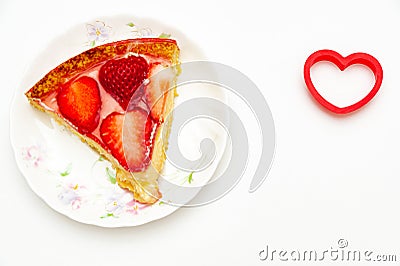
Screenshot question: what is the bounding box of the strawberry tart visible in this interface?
[25,38,180,204]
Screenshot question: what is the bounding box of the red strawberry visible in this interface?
[99,55,149,110]
[145,65,174,122]
[100,109,155,171]
[57,76,101,133]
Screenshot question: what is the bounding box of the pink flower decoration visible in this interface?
[22,144,46,167]
[125,199,149,215]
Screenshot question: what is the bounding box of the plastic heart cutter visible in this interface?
[304,49,383,114]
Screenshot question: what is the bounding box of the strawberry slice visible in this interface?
[100,109,155,172]
[99,55,149,110]
[145,64,174,122]
[57,76,101,133]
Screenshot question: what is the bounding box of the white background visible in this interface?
[1,0,400,265]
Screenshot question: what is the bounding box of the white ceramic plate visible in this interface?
[10,15,228,227]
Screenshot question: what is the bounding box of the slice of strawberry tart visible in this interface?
[25,38,180,204]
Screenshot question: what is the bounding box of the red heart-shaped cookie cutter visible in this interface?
[304,49,383,114]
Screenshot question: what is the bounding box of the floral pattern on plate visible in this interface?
[20,143,158,218]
